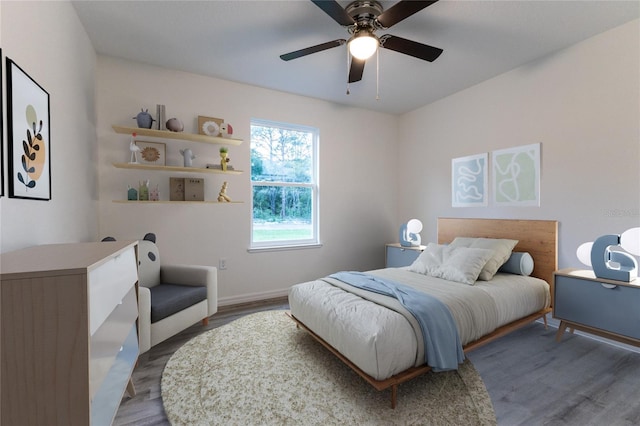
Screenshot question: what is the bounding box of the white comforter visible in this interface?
[288,268,550,380]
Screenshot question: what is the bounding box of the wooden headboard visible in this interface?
[437,217,558,304]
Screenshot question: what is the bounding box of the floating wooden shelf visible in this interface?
[112,200,243,204]
[112,162,243,175]
[112,125,243,146]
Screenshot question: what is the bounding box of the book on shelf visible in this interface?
[206,164,235,170]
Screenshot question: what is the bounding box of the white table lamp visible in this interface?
[399,219,423,247]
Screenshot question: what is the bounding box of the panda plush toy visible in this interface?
[102,233,161,287]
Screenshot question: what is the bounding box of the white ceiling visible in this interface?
[72,1,639,115]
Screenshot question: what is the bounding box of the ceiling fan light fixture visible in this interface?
[348,31,379,60]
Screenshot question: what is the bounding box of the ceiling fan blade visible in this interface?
[380,35,443,62]
[376,0,439,28]
[348,58,365,83]
[280,39,346,61]
[311,0,355,26]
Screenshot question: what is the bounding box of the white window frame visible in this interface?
[249,118,320,251]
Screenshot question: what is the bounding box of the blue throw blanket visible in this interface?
[329,271,464,372]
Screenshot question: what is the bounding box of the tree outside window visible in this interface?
[250,119,319,248]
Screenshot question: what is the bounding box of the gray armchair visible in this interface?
[105,233,217,354]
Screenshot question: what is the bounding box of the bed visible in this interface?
[287,217,558,408]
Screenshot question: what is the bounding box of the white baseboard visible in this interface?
[218,288,289,307]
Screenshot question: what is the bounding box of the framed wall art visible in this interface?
[135,140,166,166]
[6,58,51,200]
[198,115,223,137]
[492,143,540,206]
[451,152,488,207]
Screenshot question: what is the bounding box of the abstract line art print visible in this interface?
[6,57,51,200]
[451,153,488,207]
[492,143,540,206]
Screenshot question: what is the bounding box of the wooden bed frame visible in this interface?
[288,217,558,409]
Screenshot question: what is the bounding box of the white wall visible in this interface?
[3,3,637,305]
[0,1,98,253]
[96,57,399,304]
[398,20,640,269]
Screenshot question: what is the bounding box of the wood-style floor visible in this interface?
[114,299,640,426]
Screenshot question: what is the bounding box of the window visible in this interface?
[250,119,319,249]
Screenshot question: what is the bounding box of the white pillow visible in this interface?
[408,242,447,275]
[409,244,496,285]
[448,237,518,281]
[432,247,495,285]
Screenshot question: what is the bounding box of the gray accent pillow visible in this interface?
[498,252,534,276]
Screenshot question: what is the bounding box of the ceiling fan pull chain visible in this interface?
[376,48,380,100]
[346,48,351,95]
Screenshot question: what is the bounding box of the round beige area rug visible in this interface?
[161,310,496,425]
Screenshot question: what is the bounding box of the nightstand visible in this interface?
[553,268,640,347]
[385,243,425,268]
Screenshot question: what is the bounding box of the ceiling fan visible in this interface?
[280,0,443,84]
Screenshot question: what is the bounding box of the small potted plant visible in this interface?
[219,146,230,171]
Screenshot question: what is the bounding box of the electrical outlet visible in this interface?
[219,257,228,270]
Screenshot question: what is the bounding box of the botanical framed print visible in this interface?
[135,140,166,166]
[492,143,540,206]
[6,58,51,200]
[451,153,488,207]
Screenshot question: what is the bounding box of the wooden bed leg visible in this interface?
[202,317,209,326]
[390,385,398,409]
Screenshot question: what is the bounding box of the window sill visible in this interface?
[247,243,323,253]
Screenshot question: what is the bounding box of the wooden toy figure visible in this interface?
[217,181,231,202]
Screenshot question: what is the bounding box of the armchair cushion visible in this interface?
[150,283,207,323]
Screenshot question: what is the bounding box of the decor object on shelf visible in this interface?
[166,118,184,132]
[576,227,640,282]
[206,163,235,171]
[135,140,166,166]
[6,57,51,200]
[219,146,229,171]
[399,219,423,247]
[170,177,185,201]
[217,181,231,202]
[104,233,217,354]
[179,148,195,167]
[139,180,150,201]
[185,178,204,201]
[134,108,155,129]
[127,185,138,201]
[149,184,160,201]
[220,122,233,138]
[198,115,223,137]
[156,104,166,130]
[129,132,141,164]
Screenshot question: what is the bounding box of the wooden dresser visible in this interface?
[1,241,139,425]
